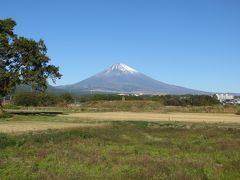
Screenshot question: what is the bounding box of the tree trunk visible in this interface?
[0,98,4,114]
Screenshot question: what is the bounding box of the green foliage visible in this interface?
[3,103,20,110]
[12,92,75,106]
[0,112,13,119]
[13,92,58,106]
[80,94,120,102]
[59,93,74,104]
[161,95,220,106]
[0,134,17,148]
[79,94,141,102]
[0,18,61,102]
[79,94,220,106]
[0,19,17,97]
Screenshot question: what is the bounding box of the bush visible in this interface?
[0,134,16,148]
[78,94,220,107]
[0,112,13,119]
[79,94,144,102]
[3,103,20,110]
[12,92,75,107]
[162,95,220,106]
[236,110,240,115]
[13,92,39,106]
[59,93,74,104]
[13,92,59,107]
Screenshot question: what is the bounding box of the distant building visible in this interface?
[233,98,240,105]
[117,93,143,97]
[216,94,240,104]
[118,93,129,96]
[133,93,143,97]
[216,94,234,103]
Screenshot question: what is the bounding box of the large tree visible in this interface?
[0,18,62,112]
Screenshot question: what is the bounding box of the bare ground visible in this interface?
[0,121,108,133]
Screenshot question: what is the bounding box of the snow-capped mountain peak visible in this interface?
[58,63,207,95]
[104,63,138,74]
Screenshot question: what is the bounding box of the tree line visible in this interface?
[10,93,220,107]
[12,92,74,107]
[79,94,220,106]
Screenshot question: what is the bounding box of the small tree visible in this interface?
[0,18,62,112]
[59,93,74,104]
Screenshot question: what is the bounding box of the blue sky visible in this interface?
[1,0,240,92]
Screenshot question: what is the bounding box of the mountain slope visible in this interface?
[16,84,66,95]
[58,63,207,95]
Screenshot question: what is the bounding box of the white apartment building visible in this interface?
[216,94,234,103]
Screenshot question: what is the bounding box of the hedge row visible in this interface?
[79,94,220,106]
[12,93,220,107]
[13,92,74,106]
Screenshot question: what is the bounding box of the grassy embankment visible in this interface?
[4,100,240,114]
[0,113,240,179]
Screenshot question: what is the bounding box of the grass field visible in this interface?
[0,111,240,179]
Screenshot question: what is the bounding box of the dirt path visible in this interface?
[0,121,107,133]
[64,112,240,123]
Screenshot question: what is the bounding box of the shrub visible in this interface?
[12,92,75,107]
[3,103,20,110]
[59,93,74,104]
[78,94,144,102]
[0,134,16,148]
[13,92,59,107]
[78,94,220,107]
[162,95,220,106]
[13,92,39,106]
[0,112,13,119]
[236,110,240,115]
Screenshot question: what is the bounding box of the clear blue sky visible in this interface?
[1,0,240,93]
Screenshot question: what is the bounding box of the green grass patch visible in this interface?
[0,133,17,148]
[0,120,240,179]
[3,103,21,110]
[0,112,13,119]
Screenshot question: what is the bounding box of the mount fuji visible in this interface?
[57,63,207,95]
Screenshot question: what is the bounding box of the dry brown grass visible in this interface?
[0,121,108,133]
[81,100,239,113]
[64,112,240,123]
[1,111,239,134]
